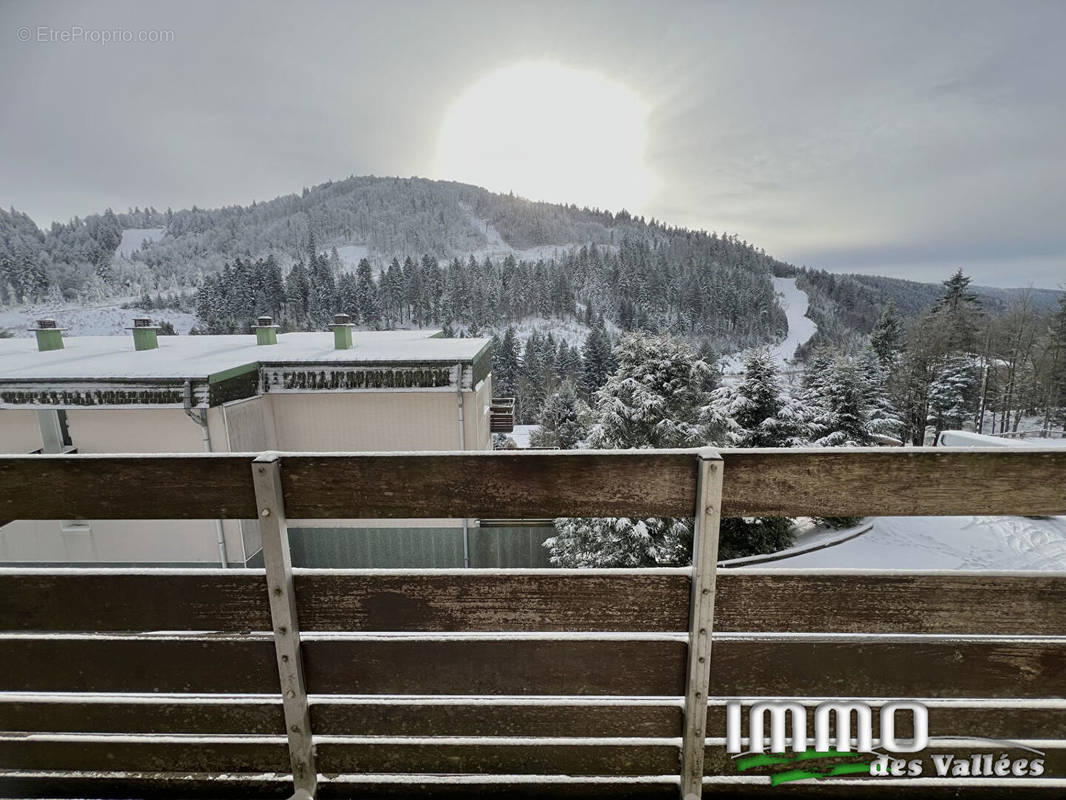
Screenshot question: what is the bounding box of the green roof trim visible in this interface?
[470,340,493,388]
[207,361,261,384]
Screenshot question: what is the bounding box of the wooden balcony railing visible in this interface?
[0,447,1064,800]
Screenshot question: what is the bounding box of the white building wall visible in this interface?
[0,519,227,565]
[0,407,241,566]
[0,382,495,565]
[66,408,205,453]
[269,390,486,452]
[0,411,44,453]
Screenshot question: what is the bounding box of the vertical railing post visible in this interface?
[680,448,725,799]
[252,454,317,797]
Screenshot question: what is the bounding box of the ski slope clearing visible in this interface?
[768,276,817,366]
[335,244,371,270]
[117,228,165,258]
[721,276,817,374]
[762,514,1066,571]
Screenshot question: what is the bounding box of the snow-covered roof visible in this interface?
[0,331,490,381]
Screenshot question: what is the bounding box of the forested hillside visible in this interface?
[791,267,1062,358]
[2,175,1058,362]
[2,175,788,316]
[195,234,787,350]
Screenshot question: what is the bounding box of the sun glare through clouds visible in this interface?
[436,62,653,215]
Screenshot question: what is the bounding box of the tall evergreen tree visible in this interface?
[546,333,725,568]
[285,261,312,327]
[709,347,800,558]
[579,324,612,398]
[808,356,876,446]
[308,251,336,327]
[712,348,804,447]
[336,272,358,317]
[382,258,405,325]
[933,269,982,353]
[927,355,978,440]
[870,300,905,366]
[492,326,520,397]
[529,380,587,449]
[355,258,381,328]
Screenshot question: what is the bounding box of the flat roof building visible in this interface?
[0,318,513,567]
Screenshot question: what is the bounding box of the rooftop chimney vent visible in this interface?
[127,317,160,351]
[252,315,279,346]
[332,313,354,350]
[31,319,65,352]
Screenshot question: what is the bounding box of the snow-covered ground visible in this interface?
[117,228,165,258]
[335,243,371,270]
[767,276,817,366]
[456,206,584,264]
[721,276,817,375]
[509,424,535,449]
[763,514,1066,571]
[0,298,197,337]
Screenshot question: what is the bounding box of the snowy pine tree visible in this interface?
[547,516,692,568]
[492,326,520,397]
[529,380,588,449]
[857,347,902,441]
[927,355,978,439]
[355,258,382,328]
[283,261,311,327]
[585,333,722,449]
[808,356,876,447]
[870,300,905,367]
[579,323,613,399]
[709,347,800,558]
[712,347,805,447]
[546,333,728,568]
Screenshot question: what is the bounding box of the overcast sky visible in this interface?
[1,0,1063,288]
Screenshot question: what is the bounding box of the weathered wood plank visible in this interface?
[0,571,271,632]
[280,451,698,518]
[0,636,683,696]
[12,635,1054,698]
[0,737,290,772]
[715,572,1066,635]
[303,638,688,695]
[3,774,1061,800]
[295,572,690,632]
[0,637,278,693]
[2,447,1064,521]
[719,448,1066,517]
[0,774,292,799]
[7,570,1063,636]
[316,785,678,800]
[5,697,1057,743]
[315,740,681,775]
[0,455,257,520]
[311,701,682,737]
[0,698,285,734]
[707,637,1066,698]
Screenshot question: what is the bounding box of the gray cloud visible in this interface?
[1,0,1063,288]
